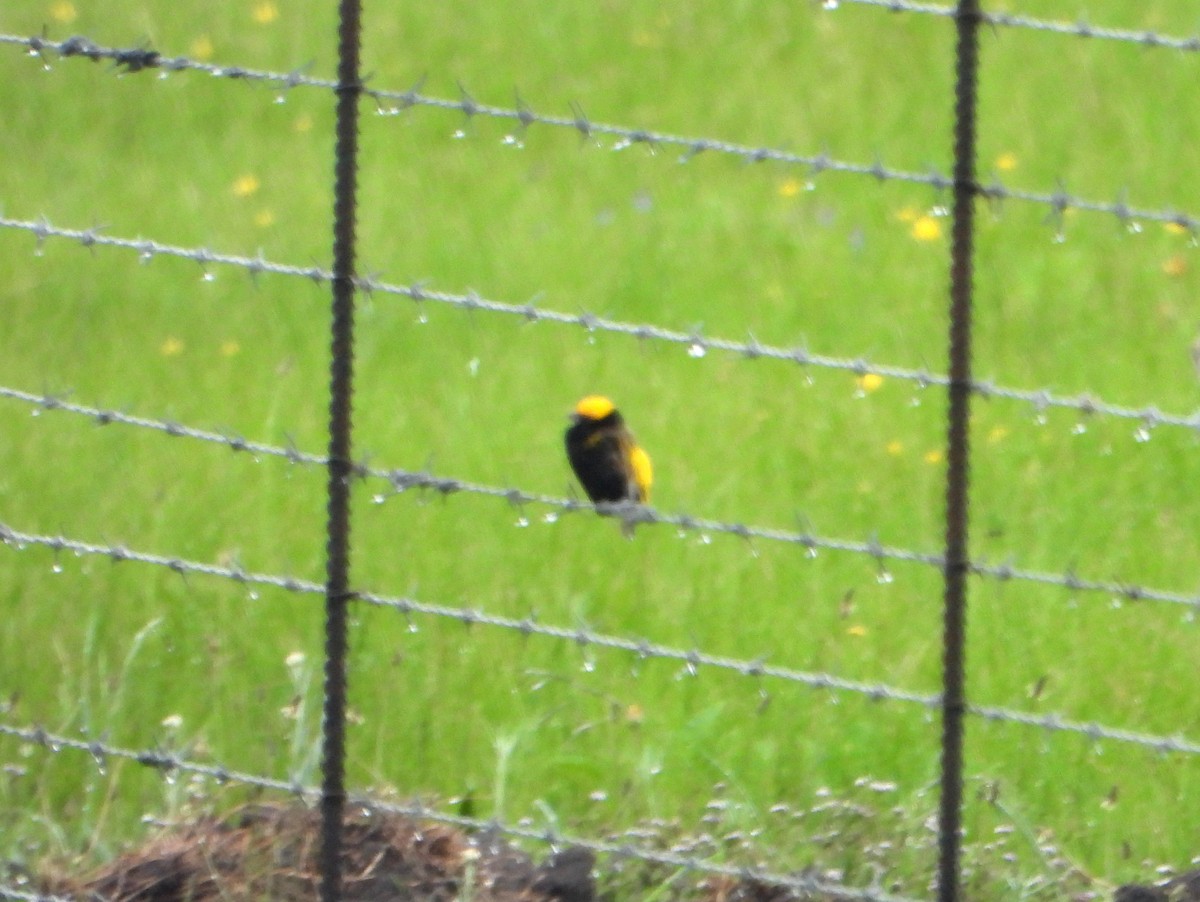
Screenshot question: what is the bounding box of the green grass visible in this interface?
[2,0,1200,895]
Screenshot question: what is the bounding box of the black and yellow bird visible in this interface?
[564,396,653,510]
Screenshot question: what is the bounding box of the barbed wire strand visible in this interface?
[2,522,1198,756]
[3,213,1199,443]
[825,0,1200,52]
[1,22,1194,898]
[2,33,1198,232]
[4,382,1200,612]
[0,722,919,902]
[0,384,327,466]
[3,0,1198,65]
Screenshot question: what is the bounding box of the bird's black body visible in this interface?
[565,409,642,503]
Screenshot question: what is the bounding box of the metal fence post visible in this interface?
[937,1,983,900]
[319,0,365,900]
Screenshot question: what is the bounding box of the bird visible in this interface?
[564,395,652,528]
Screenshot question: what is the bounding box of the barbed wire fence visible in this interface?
[3,520,1197,756]
[1,2,1198,900]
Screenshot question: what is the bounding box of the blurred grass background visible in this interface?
[1,0,1199,894]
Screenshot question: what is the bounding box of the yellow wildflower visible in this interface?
[779,178,803,199]
[160,337,185,357]
[190,35,214,60]
[252,1,279,24]
[232,174,260,197]
[856,372,884,393]
[911,215,942,242]
[1162,255,1187,277]
[50,1,76,24]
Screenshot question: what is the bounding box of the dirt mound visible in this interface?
[1114,871,1200,902]
[43,804,596,902]
[38,801,1187,901]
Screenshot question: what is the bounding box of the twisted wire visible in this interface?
[2,522,1198,756]
[2,33,1197,231]
[4,19,1197,897]
[5,382,1200,611]
[0,722,918,902]
[826,0,1200,52]
[0,385,325,465]
[3,213,1199,441]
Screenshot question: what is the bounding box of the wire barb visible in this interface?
[1,32,1197,231]
[5,381,1200,612]
[2,521,1199,757]
[4,213,1200,439]
[822,0,1200,51]
[0,720,921,902]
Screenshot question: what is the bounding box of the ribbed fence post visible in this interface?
[937,1,983,900]
[318,0,364,899]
